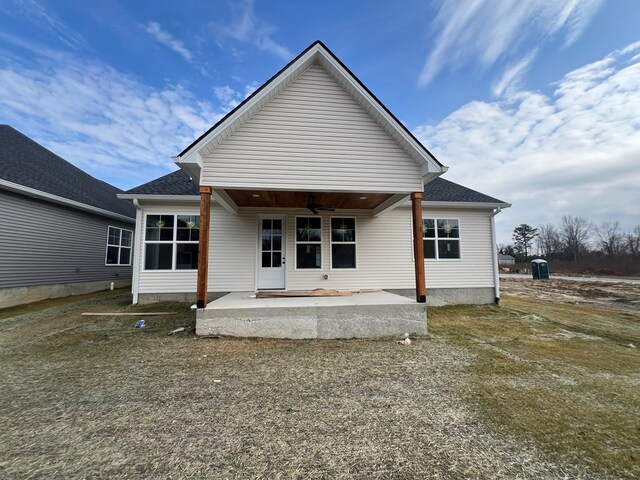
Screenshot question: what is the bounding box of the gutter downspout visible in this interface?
[131,199,142,304]
[490,207,502,305]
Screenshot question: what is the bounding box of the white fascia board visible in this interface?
[212,188,239,215]
[422,165,448,179]
[423,201,512,209]
[1,179,135,223]
[172,155,201,182]
[373,193,409,217]
[117,194,200,202]
[397,200,512,210]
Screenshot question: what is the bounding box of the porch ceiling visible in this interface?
[224,189,394,209]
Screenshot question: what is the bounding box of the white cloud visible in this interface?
[419,0,604,88]
[0,53,228,188]
[1,0,85,49]
[145,21,193,62]
[415,42,640,243]
[211,0,291,60]
[491,50,537,98]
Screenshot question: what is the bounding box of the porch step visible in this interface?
[196,292,426,339]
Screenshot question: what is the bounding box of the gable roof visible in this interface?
[123,169,508,207]
[423,178,508,205]
[175,41,445,180]
[0,125,135,219]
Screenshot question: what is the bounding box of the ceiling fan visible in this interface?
[306,196,335,215]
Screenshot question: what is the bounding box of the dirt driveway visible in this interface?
[501,276,640,313]
[0,292,594,479]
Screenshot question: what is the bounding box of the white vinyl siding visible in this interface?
[200,64,422,193]
[134,202,496,294]
[422,208,495,288]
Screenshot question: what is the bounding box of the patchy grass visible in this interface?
[0,293,591,479]
[429,296,640,479]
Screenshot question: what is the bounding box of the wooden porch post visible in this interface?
[411,192,426,303]
[197,186,212,308]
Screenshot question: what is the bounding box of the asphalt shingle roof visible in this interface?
[423,177,507,204]
[0,125,135,218]
[125,170,507,205]
[124,169,199,196]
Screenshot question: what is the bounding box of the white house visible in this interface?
[119,41,510,338]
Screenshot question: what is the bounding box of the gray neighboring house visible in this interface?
[498,253,516,267]
[0,125,136,308]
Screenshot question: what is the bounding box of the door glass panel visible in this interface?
[272,219,282,234]
[272,252,282,267]
[262,235,271,251]
[272,235,281,251]
[262,251,271,267]
[262,219,271,232]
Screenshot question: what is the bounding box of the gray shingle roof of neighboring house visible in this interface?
[124,170,507,205]
[423,177,507,204]
[0,125,135,218]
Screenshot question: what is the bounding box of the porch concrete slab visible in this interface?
[196,291,426,339]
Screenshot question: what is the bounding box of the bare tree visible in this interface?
[594,221,622,258]
[560,215,591,262]
[626,225,640,257]
[498,244,516,256]
[537,223,561,260]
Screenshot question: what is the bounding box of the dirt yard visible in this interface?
[0,287,638,479]
[501,276,640,313]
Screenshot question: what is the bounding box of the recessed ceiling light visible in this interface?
[252,194,260,198]
[359,196,367,200]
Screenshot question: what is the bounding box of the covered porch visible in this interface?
[195,187,427,306]
[196,290,426,339]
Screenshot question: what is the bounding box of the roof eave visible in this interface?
[1,179,135,223]
[117,194,200,202]
[422,201,512,209]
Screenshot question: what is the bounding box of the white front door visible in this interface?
[257,217,286,289]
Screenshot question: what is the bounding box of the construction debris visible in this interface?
[82,312,175,316]
[168,327,186,335]
[256,288,352,298]
[134,320,145,329]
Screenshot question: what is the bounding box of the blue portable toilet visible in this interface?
[531,259,549,279]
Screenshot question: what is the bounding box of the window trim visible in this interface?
[422,217,462,261]
[330,216,357,270]
[142,214,200,271]
[294,216,322,270]
[105,226,133,266]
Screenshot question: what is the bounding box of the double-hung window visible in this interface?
[144,214,200,270]
[296,217,321,269]
[423,218,460,259]
[106,226,133,265]
[331,217,356,269]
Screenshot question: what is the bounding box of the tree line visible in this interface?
[500,216,640,273]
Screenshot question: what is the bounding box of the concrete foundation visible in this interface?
[387,287,496,306]
[197,291,427,339]
[0,279,132,310]
[137,292,228,305]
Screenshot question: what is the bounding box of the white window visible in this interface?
[295,217,322,269]
[331,217,356,269]
[144,214,200,270]
[106,226,133,265]
[423,218,460,259]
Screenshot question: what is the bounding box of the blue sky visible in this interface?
[0,0,639,244]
